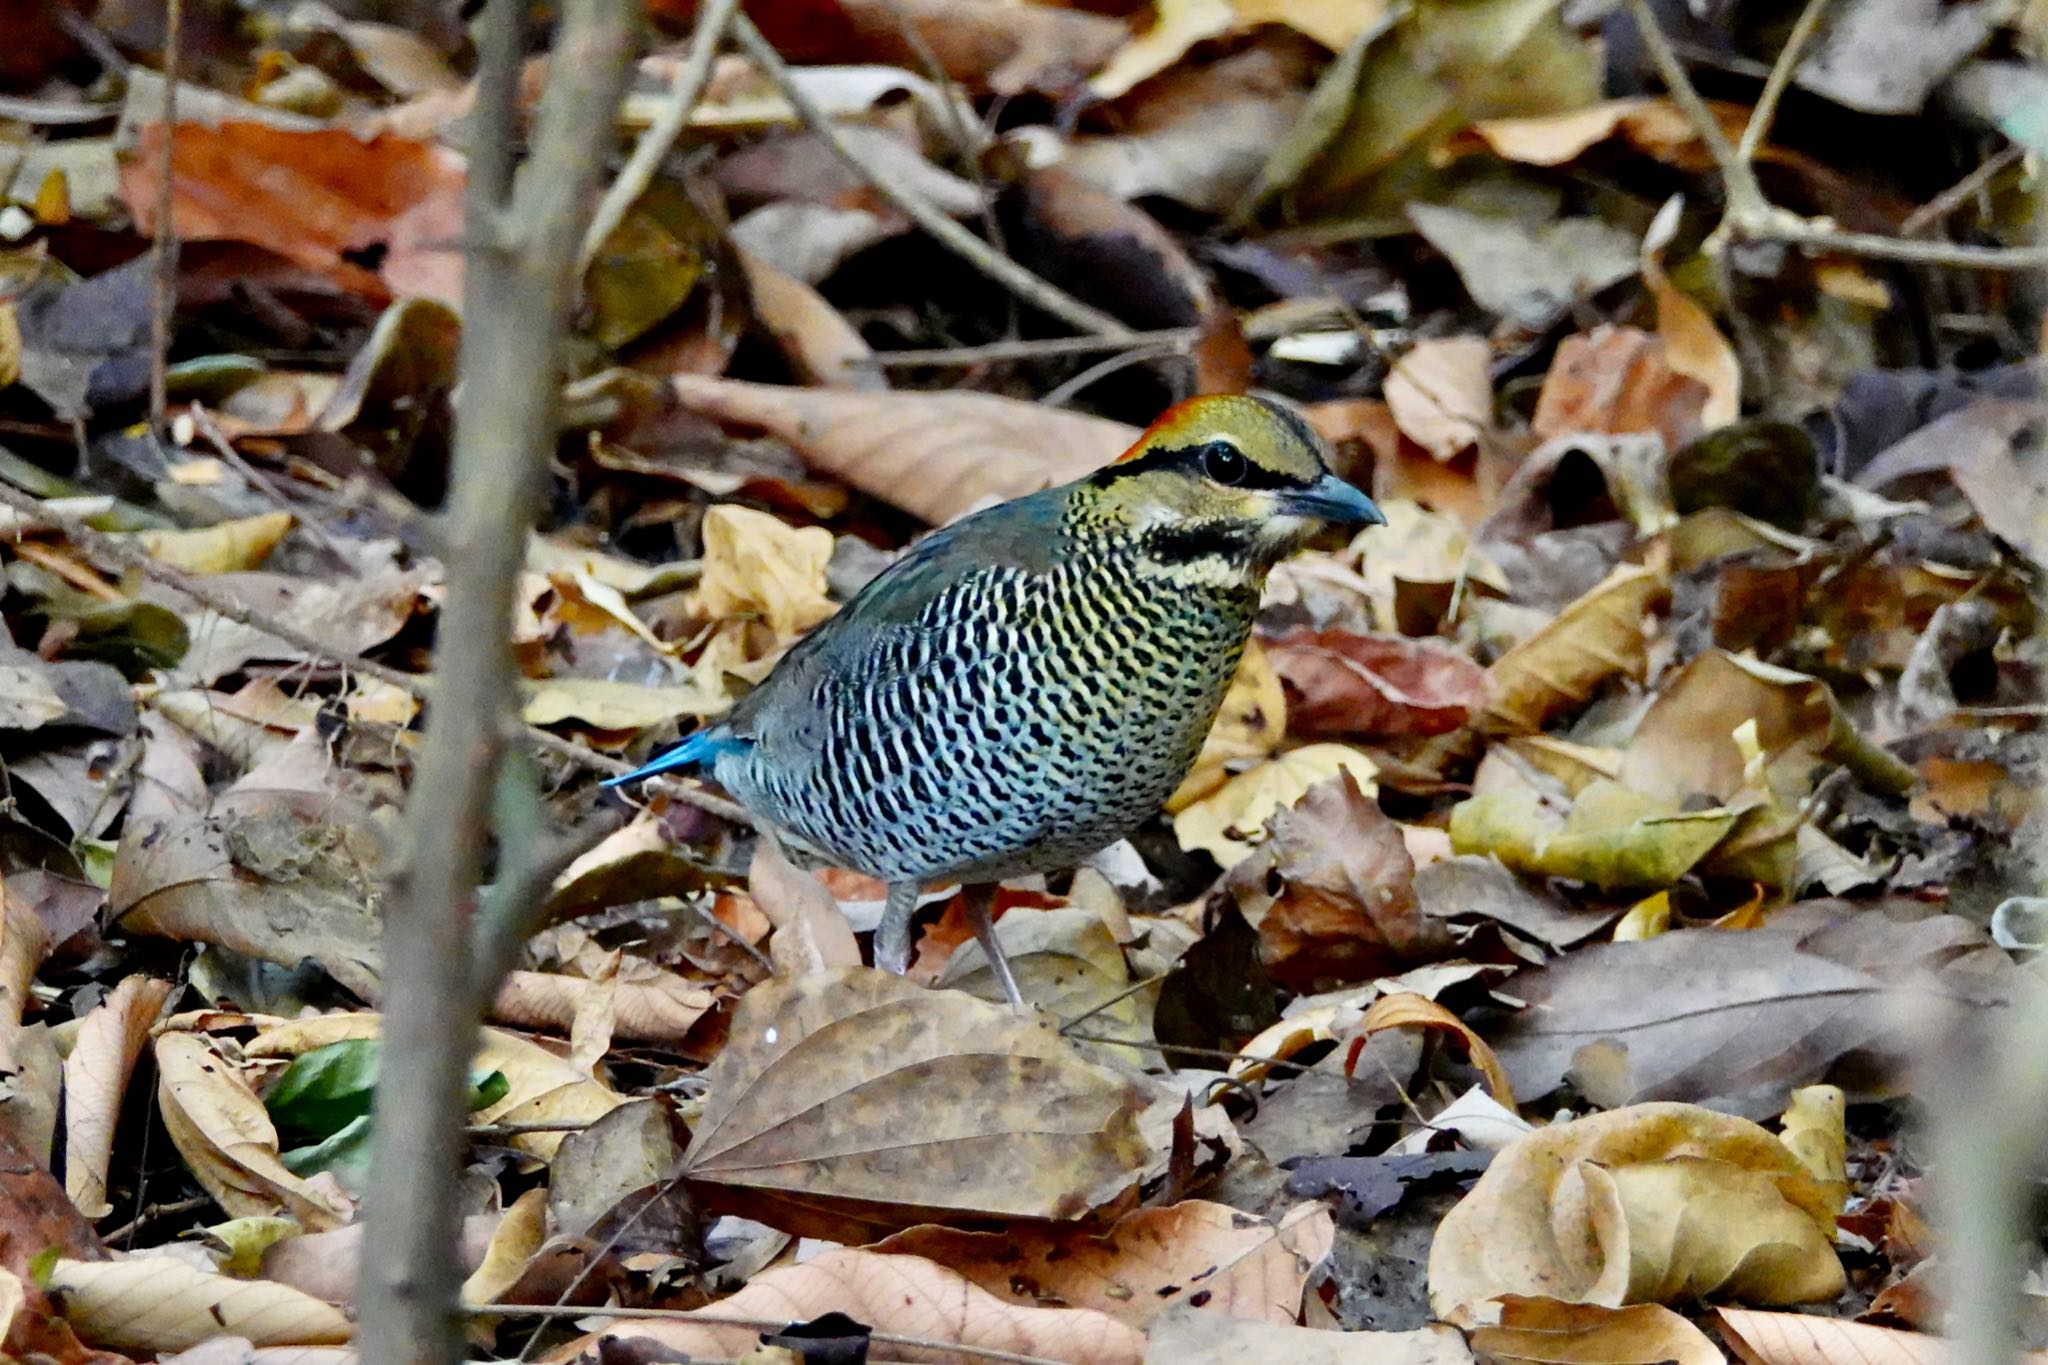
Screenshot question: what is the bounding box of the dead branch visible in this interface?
[354,4,640,1364]
[1627,0,2048,271]
[726,13,1136,339]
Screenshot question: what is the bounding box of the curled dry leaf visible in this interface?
[154,1034,351,1229]
[875,1198,1335,1330]
[589,1247,1144,1365]
[1642,206,1738,429]
[1453,97,1744,170]
[490,969,715,1045]
[1143,1306,1474,1365]
[1478,563,1665,735]
[1428,1102,1846,1322]
[0,884,53,1081]
[1777,1086,1849,1220]
[688,503,838,640]
[736,247,882,392]
[1224,772,1450,988]
[1173,743,1379,868]
[680,968,1147,1236]
[63,975,173,1217]
[460,1187,548,1307]
[1343,992,1516,1109]
[747,838,861,976]
[47,1256,353,1352]
[1264,627,1490,741]
[1469,1296,1723,1365]
[1384,336,1493,459]
[671,374,1135,524]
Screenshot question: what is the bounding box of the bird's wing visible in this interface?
[724,489,1069,739]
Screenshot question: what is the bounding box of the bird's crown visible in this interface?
[1075,393,1383,570]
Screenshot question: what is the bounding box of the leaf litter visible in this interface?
[0,1,2043,1362]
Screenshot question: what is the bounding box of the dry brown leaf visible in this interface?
[62,975,173,1217]
[1264,627,1490,741]
[748,839,861,976]
[1714,1309,1999,1365]
[47,1256,353,1352]
[1642,211,1738,429]
[877,1198,1333,1329]
[1454,97,1747,170]
[121,121,464,304]
[154,1034,350,1229]
[0,883,52,1084]
[1089,0,1387,99]
[1478,564,1665,735]
[588,1247,1144,1364]
[681,968,1147,1236]
[1470,1296,1723,1365]
[1429,1102,1845,1321]
[460,1187,548,1307]
[518,677,729,730]
[1385,337,1493,459]
[1532,326,1707,455]
[129,512,295,575]
[1225,772,1450,989]
[1173,743,1379,868]
[671,374,1135,524]
[490,969,715,1044]
[736,247,882,392]
[1344,992,1515,1109]
[1143,1307,1474,1364]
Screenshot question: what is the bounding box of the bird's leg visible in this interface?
[874,880,921,975]
[965,883,1027,1012]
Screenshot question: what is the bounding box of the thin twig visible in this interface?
[1039,338,1186,408]
[861,328,1200,367]
[1057,972,1166,1033]
[577,0,743,274]
[482,1303,1079,1365]
[187,404,355,569]
[1899,144,2024,237]
[1735,0,1830,164]
[726,13,1134,340]
[1630,0,2048,272]
[146,0,185,439]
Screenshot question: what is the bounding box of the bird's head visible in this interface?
[1081,394,1386,573]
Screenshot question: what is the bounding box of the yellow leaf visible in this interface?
[47,1255,352,1352]
[520,677,728,730]
[461,1187,549,1306]
[1479,564,1664,735]
[1172,743,1378,867]
[1613,891,1671,941]
[687,503,836,640]
[131,511,295,574]
[1449,780,1739,894]
[1778,1085,1848,1220]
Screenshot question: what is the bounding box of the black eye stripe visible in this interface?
[1088,440,1309,489]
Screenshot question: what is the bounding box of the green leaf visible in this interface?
[470,1068,509,1111]
[281,1113,373,1192]
[266,1039,380,1142]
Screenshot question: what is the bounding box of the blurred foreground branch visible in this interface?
[356,3,639,1364]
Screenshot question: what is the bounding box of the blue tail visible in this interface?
[603,726,747,788]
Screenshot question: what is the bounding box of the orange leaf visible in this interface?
[1344,992,1516,1109]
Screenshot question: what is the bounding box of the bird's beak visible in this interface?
[1283,474,1386,527]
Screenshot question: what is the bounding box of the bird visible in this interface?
[607,393,1386,1008]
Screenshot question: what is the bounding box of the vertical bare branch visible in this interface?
[355,3,640,1364]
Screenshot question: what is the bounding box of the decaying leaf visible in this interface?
[1428,1102,1845,1322]
[1144,1307,1474,1365]
[591,1247,1145,1363]
[877,1198,1333,1329]
[688,502,838,639]
[1264,627,1490,741]
[680,968,1147,1235]
[1449,780,1741,894]
[1384,337,1493,459]
[129,512,295,575]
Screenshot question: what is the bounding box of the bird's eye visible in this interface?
[1201,441,1248,485]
